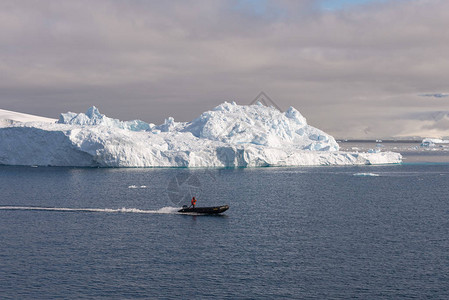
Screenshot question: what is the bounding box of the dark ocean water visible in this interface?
[1,162,449,299]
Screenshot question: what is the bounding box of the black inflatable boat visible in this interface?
[178,205,229,214]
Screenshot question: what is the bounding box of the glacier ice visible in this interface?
[421,138,449,147]
[0,102,402,167]
[0,108,57,125]
[182,102,337,151]
[59,106,154,131]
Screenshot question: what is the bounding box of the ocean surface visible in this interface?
[1,146,449,299]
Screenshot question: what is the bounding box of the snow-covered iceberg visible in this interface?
[421,138,449,147]
[0,102,402,167]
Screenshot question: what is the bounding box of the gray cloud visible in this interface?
[1,0,449,138]
[397,111,449,137]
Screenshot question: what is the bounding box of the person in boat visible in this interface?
[191,197,197,208]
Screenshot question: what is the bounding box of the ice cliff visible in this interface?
[0,102,402,167]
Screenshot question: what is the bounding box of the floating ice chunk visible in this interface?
[421,138,449,147]
[128,185,148,189]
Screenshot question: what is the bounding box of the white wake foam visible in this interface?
[0,206,180,214]
[353,173,380,177]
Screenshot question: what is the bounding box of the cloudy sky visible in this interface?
[1,0,448,138]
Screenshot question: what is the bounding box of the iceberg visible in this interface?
[421,138,449,147]
[0,102,402,167]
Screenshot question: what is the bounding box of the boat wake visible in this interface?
[353,172,380,177]
[0,206,180,214]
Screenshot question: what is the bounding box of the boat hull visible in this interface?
[178,205,229,214]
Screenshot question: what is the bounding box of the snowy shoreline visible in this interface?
[0,102,402,167]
